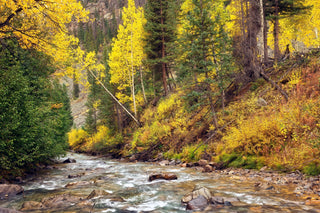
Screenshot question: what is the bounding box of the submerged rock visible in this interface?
[68,172,85,179]
[63,158,76,163]
[21,194,83,211]
[0,184,24,199]
[0,207,22,213]
[65,181,92,188]
[148,173,177,182]
[87,189,110,199]
[20,201,43,211]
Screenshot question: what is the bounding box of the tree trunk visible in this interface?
[263,13,268,63]
[161,3,168,96]
[139,66,147,103]
[88,69,141,127]
[274,0,281,62]
[258,0,265,62]
[130,24,137,118]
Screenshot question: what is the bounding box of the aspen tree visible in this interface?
[109,0,146,118]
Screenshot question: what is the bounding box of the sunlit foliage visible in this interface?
[109,0,146,116]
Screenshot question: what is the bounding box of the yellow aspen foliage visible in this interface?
[268,0,320,52]
[0,0,88,56]
[108,0,146,116]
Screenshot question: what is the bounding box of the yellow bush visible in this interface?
[157,93,181,119]
[85,125,109,151]
[68,128,88,151]
[217,94,320,171]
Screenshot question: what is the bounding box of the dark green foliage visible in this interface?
[303,163,320,176]
[0,39,72,177]
[86,46,118,134]
[178,0,234,114]
[264,0,311,20]
[144,0,180,96]
[220,153,264,169]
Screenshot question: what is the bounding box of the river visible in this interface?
[0,152,319,212]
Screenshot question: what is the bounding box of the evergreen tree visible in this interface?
[263,0,310,60]
[0,39,73,177]
[178,0,234,128]
[144,0,180,96]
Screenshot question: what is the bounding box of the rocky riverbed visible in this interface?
[1,153,320,212]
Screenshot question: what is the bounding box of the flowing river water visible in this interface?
[1,152,319,212]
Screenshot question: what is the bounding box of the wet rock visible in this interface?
[65,181,92,188]
[20,201,43,211]
[181,163,187,167]
[0,208,23,213]
[186,163,194,167]
[109,196,125,202]
[181,187,212,203]
[77,200,94,207]
[210,162,225,170]
[129,155,137,162]
[202,165,213,173]
[87,189,110,199]
[198,159,208,167]
[211,196,239,206]
[169,160,176,166]
[211,196,225,204]
[254,182,275,190]
[63,158,76,163]
[186,195,208,211]
[148,173,178,182]
[68,172,85,179]
[158,160,169,166]
[41,194,82,209]
[0,184,24,199]
[21,194,83,211]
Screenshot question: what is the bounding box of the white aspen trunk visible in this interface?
[88,69,141,126]
[140,65,147,103]
[258,0,264,61]
[131,22,137,118]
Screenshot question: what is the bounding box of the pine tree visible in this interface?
[263,0,310,61]
[144,0,180,96]
[178,0,234,128]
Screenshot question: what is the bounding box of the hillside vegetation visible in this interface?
[69,51,320,174]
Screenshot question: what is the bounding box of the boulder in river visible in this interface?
[158,160,170,166]
[63,158,76,163]
[181,187,212,203]
[186,195,208,211]
[148,173,178,182]
[0,184,24,199]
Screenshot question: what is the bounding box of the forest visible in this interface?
[1,0,320,179]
